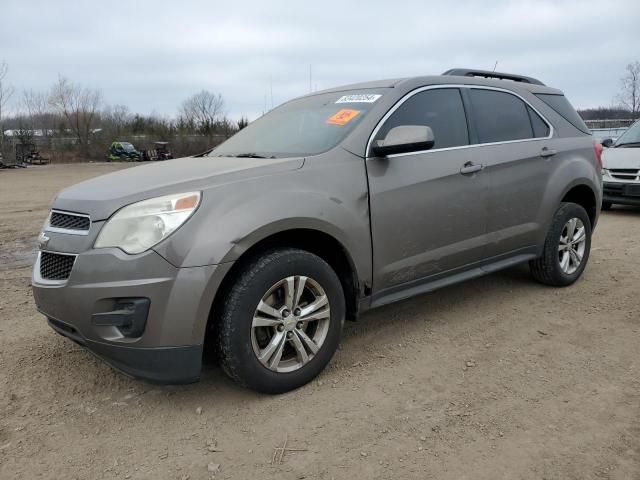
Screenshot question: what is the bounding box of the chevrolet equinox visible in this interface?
[32,69,603,393]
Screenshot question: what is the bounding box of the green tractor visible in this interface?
[108,141,141,162]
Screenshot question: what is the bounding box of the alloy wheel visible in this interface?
[251,276,331,373]
[558,217,586,275]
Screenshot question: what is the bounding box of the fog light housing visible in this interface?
[92,298,150,338]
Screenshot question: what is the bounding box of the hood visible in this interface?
[602,147,640,170]
[53,156,304,220]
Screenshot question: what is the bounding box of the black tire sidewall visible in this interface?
[220,249,345,394]
[545,202,592,286]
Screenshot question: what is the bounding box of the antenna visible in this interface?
[492,61,498,72]
[309,64,312,93]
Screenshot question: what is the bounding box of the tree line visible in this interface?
[1,60,639,162]
[0,66,249,161]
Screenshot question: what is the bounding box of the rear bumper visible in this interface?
[48,316,202,383]
[603,181,640,206]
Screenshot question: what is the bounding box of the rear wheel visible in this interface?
[530,202,592,286]
[217,248,345,393]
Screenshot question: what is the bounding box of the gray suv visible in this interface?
[32,69,603,393]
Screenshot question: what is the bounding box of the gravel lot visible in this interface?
[1,163,639,480]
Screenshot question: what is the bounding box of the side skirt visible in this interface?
[367,250,537,310]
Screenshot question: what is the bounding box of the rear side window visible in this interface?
[376,88,469,150]
[535,93,589,134]
[527,106,550,138]
[469,89,533,143]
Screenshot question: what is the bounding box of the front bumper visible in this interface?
[48,316,203,383]
[603,181,640,206]
[32,247,230,384]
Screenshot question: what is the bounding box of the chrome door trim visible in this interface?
[366,84,554,159]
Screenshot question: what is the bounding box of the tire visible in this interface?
[217,248,345,393]
[601,201,612,211]
[529,202,592,287]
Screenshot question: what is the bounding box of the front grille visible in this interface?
[40,252,76,280]
[50,211,90,231]
[609,169,640,181]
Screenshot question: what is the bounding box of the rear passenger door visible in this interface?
[367,88,489,298]
[465,88,554,258]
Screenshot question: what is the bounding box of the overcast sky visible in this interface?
[1,0,639,120]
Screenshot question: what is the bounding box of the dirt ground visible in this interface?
[1,163,639,480]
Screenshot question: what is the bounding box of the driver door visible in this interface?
[366,88,489,300]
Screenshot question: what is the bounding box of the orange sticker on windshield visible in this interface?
[326,109,360,126]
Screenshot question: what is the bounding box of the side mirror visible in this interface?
[601,138,614,148]
[372,125,435,157]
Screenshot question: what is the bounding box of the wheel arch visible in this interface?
[560,183,598,228]
[204,227,363,354]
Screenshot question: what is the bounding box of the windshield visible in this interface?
[121,142,135,151]
[209,90,386,158]
[614,121,640,146]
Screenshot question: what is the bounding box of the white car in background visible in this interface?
[601,120,640,209]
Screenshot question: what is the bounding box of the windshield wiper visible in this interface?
[615,142,640,148]
[233,153,275,159]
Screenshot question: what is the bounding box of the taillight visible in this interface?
[594,142,603,169]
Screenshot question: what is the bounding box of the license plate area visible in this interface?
[624,184,640,197]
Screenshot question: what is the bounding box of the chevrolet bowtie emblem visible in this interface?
[38,232,50,250]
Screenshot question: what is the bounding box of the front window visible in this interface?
[210,90,386,158]
[613,121,640,147]
[374,88,469,149]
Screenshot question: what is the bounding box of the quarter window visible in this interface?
[375,88,469,150]
[527,106,550,138]
[469,89,534,143]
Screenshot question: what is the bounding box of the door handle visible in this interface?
[460,162,484,175]
[540,147,557,158]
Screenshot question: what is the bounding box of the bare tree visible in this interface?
[617,61,640,119]
[0,60,15,152]
[49,76,102,156]
[102,104,131,139]
[179,90,225,136]
[22,89,53,135]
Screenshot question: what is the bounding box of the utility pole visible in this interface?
[270,76,274,109]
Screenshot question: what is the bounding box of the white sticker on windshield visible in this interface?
[335,94,382,104]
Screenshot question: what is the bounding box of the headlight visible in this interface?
[602,168,610,177]
[95,192,201,254]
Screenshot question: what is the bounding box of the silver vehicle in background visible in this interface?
[32,68,602,393]
[601,120,640,209]
[590,127,627,144]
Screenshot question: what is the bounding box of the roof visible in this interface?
[310,69,562,97]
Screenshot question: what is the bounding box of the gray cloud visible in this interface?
[1,0,638,120]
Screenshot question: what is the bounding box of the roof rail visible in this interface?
[442,68,545,86]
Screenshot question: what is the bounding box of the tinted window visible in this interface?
[469,89,533,143]
[527,106,550,138]
[376,88,469,150]
[535,93,589,134]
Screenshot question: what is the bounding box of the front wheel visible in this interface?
[529,202,592,286]
[217,248,345,393]
[601,201,612,211]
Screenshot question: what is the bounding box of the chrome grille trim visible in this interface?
[47,209,91,236]
[34,251,78,286]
